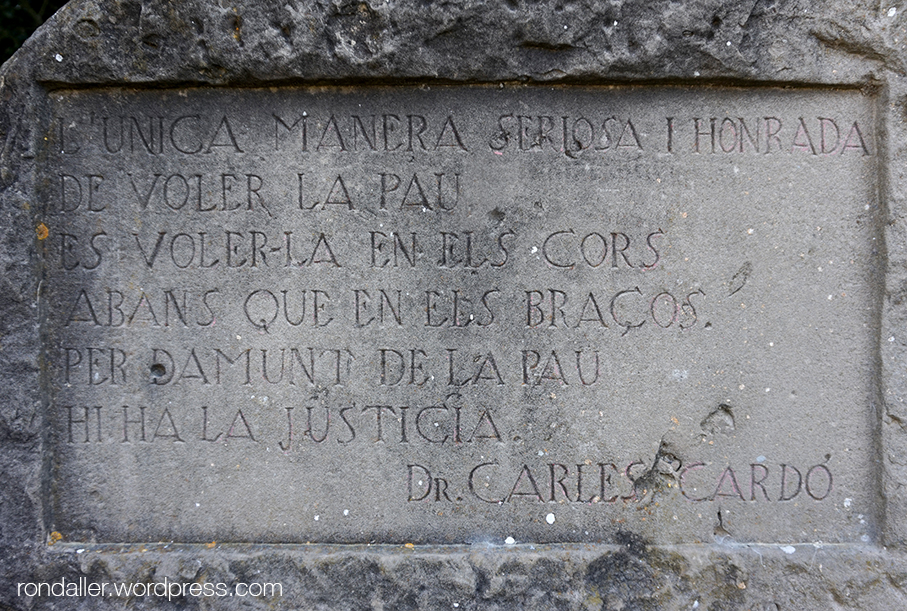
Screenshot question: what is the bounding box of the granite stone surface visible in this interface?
[2,1,907,609]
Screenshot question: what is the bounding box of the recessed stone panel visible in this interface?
[43,85,878,544]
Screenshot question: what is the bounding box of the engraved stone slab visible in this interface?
[43,85,877,545]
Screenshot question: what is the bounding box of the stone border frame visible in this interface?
[1,1,906,609]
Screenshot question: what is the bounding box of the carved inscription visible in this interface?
[42,87,878,544]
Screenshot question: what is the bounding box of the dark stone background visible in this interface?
[0,1,67,65]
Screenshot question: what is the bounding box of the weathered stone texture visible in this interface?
[3,0,902,85]
[2,1,907,609]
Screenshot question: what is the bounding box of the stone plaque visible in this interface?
[45,85,877,545]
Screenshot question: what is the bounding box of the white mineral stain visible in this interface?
[780,545,796,554]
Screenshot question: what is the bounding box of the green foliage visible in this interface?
[0,1,69,65]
